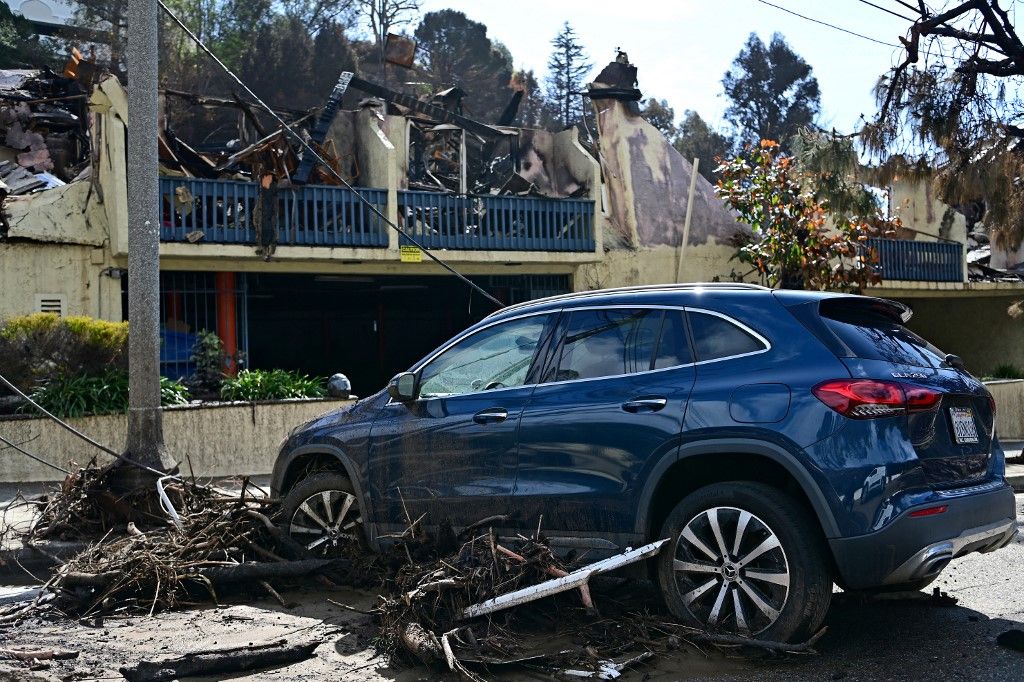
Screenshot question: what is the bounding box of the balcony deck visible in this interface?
[159,177,595,253]
[397,190,595,252]
[869,238,963,283]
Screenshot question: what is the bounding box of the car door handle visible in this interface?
[622,397,668,413]
[473,408,508,424]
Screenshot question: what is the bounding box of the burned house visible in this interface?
[4,53,1019,388]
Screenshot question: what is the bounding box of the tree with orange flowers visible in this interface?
[715,140,898,291]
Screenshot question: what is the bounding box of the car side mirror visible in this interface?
[387,372,418,402]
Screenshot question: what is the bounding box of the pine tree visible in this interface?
[545,22,590,129]
[722,33,820,151]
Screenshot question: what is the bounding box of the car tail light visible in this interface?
[909,505,948,518]
[988,394,997,415]
[812,380,942,419]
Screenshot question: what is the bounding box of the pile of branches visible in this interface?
[375,519,828,679]
[24,467,341,617]
[30,462,137,541]
[379,527,569,666]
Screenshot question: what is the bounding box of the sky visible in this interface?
[416,0,916,133]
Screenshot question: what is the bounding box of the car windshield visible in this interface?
[418,315,549,397]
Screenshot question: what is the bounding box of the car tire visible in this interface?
[280,472,366,557]
[656,482,832,643]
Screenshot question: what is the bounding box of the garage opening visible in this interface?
[159,272,569,396]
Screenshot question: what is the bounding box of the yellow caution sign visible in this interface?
[400,245,422,263]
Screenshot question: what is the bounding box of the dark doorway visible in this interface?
[245,273,569,396]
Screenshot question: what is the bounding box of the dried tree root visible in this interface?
[118,638,320,682]
[400,622,443,665]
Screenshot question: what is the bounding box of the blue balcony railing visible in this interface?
[869,238,963,283]
[397,190,595,252]
[160,177,388,247]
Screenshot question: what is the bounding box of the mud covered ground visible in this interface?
[0,497,1022,681]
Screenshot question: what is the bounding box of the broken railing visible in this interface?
[398,190,595,252]
[159,177,389,248]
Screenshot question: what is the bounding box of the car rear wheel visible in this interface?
[656,482,832,643]
[280,472,365,557]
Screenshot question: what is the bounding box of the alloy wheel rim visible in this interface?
[672,506,790,635]
[288,489,362,556]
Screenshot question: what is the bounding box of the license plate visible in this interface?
[950,407,980,444]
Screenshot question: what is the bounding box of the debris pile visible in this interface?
[24,466,339,617]
[378,527,572,667]
[4,467,827,679]
[967,228,1024,281]
[0,56,93,199]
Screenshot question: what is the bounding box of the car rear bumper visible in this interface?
[829,481,1017,590]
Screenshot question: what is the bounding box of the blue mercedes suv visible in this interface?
[272,283,1017,642]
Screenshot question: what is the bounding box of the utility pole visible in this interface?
[118,0,175,483]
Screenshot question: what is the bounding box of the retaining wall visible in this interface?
[986,379,1024,442]
[0,399,353,483]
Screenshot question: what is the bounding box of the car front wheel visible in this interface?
[280,472,365,557]
[656,482,832,643]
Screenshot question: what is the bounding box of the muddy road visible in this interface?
[1,496,1023,681]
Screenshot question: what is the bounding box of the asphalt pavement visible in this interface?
[719,493,1024,681]
[1,490,1022,680]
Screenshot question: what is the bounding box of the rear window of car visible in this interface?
[553,309,662,381]
[688,311,766,362]
[548,308,694,382]
[819,300,947,368]
[654,311,692,369]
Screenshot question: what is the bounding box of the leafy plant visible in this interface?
[189,330,229,395]
[160,376,192,406]
[220,369,326,402]
[990,364,1024,380]
[26,370,190,418]
[0,314,129,392]
[715,140,898,291]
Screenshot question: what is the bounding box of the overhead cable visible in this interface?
[754,0,901,47]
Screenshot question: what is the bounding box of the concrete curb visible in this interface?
[1005,461,1024,493]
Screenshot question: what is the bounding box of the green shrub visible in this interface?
[0,312,61,339]
[0,314,129,392]
[220,369,326,402]
[27,370,190,418]
[189,330,228,395]
[160,376,192,406]
[991,364,1024,380]
[63,316,129,351]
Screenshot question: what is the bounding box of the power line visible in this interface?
[855,0,916,22]
[157,1,504,310]
[889,0,922,14]
[754,0,901,47]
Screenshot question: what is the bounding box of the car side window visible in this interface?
[418,314,550,398]
[688,311,766,362]
[653,310,693,368]
[550,308,663,382]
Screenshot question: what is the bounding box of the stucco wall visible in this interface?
[985,380,1024,441]
[591,97,747,252]
[0,241,122,321]
[899,295,1024,376]
[576,240,742,291]
[3,180,107,246]
[0,399,353,483]
[889,179,968,243]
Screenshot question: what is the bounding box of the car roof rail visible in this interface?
[488,282,770,317]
